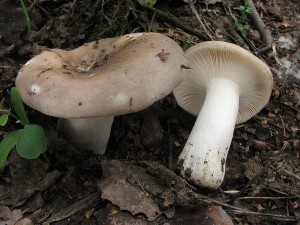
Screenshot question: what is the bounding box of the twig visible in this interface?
[197,183,300,222]
[142,5,209,41]
[278,114,286,136]
[264,187,290,196]
[42,192,99,224]
[210,198,300,221]
[283,102,300,113]
[28,0,39,12]
[281,169,300,182]
[242,0,273,54]
[183,0,214,40]
[217,15,249,50]
[202,16,215,39]
[238,196,299,200]
[148,11,156,32]
[227,209,300,221]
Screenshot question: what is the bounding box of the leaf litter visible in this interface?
[0,0,299,224]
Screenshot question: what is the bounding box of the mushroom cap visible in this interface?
[173,41,273,124]
[16,33,186,119]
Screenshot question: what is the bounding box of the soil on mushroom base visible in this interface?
[0,0,299,224]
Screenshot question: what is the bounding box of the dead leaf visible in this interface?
[291,126,299,134]
[98,160,210,221]
[256,204,265,211]
[7,157,49,206]
[0,206,33,225]
[199,206,234,225]
[171,206,234,225]
[98,160,174,221]
[281,21,291,28]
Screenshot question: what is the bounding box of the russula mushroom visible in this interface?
[173,41,273,189]
[16,32,187,154]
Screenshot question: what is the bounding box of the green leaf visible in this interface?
[0,130,22,168]
[245,7,251,14]
[240,25,250,37]
[0,114,9,126]
[10,87,30,126]
[138,0,156,7]
[234,6,245,11]
[16,124,47,159]
[235,22,243,30]
[0,108,10,113]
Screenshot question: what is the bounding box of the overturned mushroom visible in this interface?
[16,33,187,154]
[173,41,273,189]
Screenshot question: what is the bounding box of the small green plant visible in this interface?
[19,0,31,37]
[0,87,47,167]
[137,0,157,7]
[234,1,251,37]
[235,23,250,38]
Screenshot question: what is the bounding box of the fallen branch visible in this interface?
[142,5,209,41]
[243,0,273,54]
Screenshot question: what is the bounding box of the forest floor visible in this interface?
[0,0,299,224]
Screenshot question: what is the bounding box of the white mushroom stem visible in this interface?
[57,116,114,154]
[179,78,240,189]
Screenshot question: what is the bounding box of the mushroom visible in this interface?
[16,32,187,154]
[173,41,273,189]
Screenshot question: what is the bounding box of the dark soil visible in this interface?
[0,0,299,224]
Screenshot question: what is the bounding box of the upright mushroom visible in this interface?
[16,32,187,154]
[173,41,273,189]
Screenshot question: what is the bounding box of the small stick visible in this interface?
[183,0,214,40]
[282,169,300,182]
[226,209,300,221]
[238,196,299,200]
[278,114,286,136]
[211,198,300,221]
[142,5,209,41]
[42,192,99,224]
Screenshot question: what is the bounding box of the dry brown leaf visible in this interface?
[255,204,265,212]
[98,160,210,221]
[0,206,33,225]
[98,160,175,221]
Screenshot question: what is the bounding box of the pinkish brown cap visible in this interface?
[16,33,187,118]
